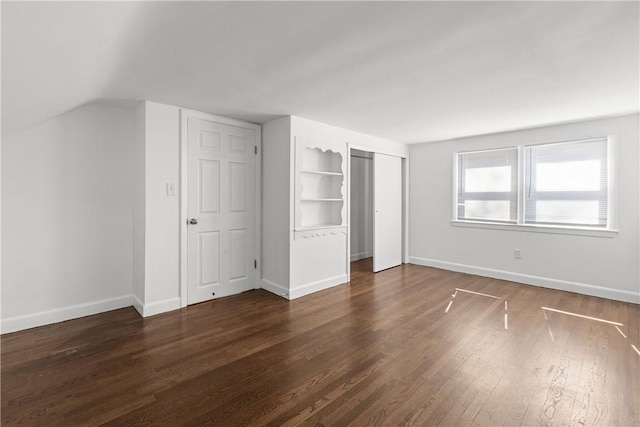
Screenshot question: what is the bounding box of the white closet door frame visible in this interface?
[347,144,409,279]
[179,109,262,308]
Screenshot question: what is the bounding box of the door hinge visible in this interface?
[254,260,257,269]
[254,145,258,155]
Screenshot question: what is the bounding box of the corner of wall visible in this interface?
[261,116,292,292]
[288,274,349,300]
[261,278,290,299]
[136,297,181,317]
[133,102,146,309]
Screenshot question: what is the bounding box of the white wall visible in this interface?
[2,103,136,333]
[261,116,291,294]
[350,152,373,261]
[133,101,182,316]
[409,114,640,303]
[143,102,181,309]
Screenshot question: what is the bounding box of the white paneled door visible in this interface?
[187,117,256,304]
[373,153,403,272]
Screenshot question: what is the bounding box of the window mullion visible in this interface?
[517,145,525,225]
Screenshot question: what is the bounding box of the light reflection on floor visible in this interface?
[444,287,508,330]
[443,289,638,356]
[541,306,640,358]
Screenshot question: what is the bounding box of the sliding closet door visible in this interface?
[373,153,402,272]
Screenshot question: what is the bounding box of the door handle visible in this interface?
[189,218,198,225]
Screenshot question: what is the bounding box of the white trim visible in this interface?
[289,274,348,300]
[180,108,188,308]
[137,297,181,317]
[457,146,519,155]
[349,143,408,159]
[517,145,525,224]
[261,278,290,299]
[409,256,639,304]
[351,251,373,262]
[607,134,618,230]
[179,109,262,308]
[1,295,134,334]
[402,156,410,264]
[254,125,263,290]
[451,152,458,221]
[450,220,618,238]
[133,295,144,316]
[347,144,352,283]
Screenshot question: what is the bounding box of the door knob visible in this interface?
[189,218,198,225]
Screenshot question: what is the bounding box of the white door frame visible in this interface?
[347,144,409,279]
[179,109,262,308]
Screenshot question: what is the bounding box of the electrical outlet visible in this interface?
[514,249,522,259]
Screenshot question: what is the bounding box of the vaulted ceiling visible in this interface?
[2,1,638,143]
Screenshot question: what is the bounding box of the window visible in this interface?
[524,139,608,227]
[457,148,518,223]
[455,137,612,231]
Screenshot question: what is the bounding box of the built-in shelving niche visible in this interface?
[295,147,346,238]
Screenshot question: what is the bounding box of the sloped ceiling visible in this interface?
[2,1,638,143]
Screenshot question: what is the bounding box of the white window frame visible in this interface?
[455,147,519,224]
[452,136,617,238]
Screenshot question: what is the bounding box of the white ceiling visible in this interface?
[2,1,638,143]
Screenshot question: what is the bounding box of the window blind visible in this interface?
[457,148,518,223]
[524,138,608,227]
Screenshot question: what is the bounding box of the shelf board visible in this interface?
[300,198,343,202]
[300,170,343,177]
[295,225,346,231]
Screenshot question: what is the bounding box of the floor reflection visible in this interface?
[444,287,508,330]
[541,305,640,358]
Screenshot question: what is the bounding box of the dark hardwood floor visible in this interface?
[2,259,639,426]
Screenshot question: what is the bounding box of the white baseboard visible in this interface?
[261,278,290,299]
[133,295,145,317]
[409,256,640,304]
[351,251,373,262]
[1,295,134,334]
[133,296,181,317]
[289,274,348,300]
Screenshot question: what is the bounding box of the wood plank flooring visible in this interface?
[2,259,639,426]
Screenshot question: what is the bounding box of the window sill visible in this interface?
[450,220,618,238]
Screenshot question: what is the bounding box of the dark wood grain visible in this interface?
[2,259,639,426]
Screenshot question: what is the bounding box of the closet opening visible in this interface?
[350,149,374,273]
[350,148,405,276]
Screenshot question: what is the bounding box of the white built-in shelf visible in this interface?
[294,224,348,240]
[296,146,345,230]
